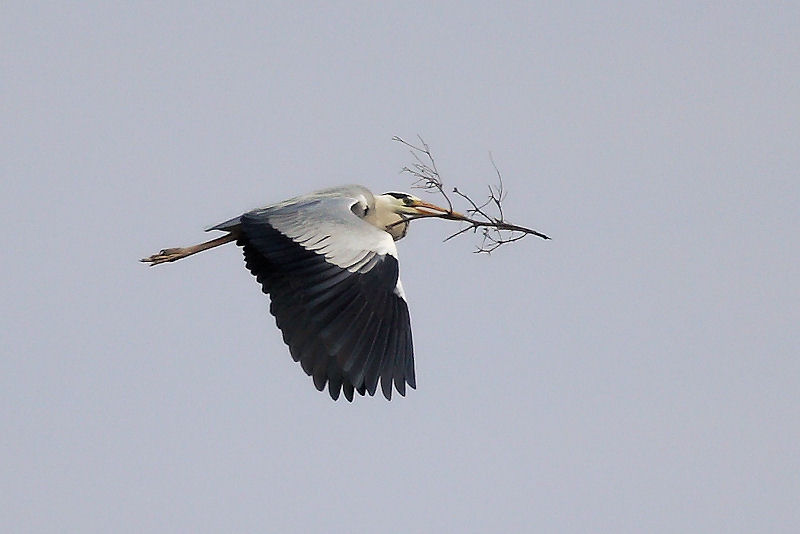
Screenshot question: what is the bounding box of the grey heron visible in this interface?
[142,185,462,401]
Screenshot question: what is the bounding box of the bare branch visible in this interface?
[392,136,550,253]
[391,135,453,212]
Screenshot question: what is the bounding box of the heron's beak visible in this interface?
[410,200,465,220]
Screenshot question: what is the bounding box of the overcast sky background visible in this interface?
[2,2,798,532]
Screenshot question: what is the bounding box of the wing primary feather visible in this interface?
[380,299,400,400]
[361,291,391,396]
[338,308,378,383]
[393,307,410,396]
[404,309,416,389]
[327,363,343,400]
[333,302,373,373]
[312,355,328,391]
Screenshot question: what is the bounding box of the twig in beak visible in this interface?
[394,135,550,252]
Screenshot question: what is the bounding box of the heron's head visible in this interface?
[379,192,454,217]
[369,191,461,241]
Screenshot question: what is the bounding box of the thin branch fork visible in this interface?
[392,135,550,253]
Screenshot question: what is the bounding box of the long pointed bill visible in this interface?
[411,200,466,220]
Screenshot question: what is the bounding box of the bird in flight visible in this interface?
[142,185,462,401]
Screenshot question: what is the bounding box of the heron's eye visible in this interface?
[403,198,414,206]
[350,202,369,217]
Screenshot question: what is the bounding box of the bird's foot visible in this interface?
[140,248,188,266]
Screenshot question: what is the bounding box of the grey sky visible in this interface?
[2,2,798,532]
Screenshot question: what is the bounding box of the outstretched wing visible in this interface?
[229,194,415,401]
